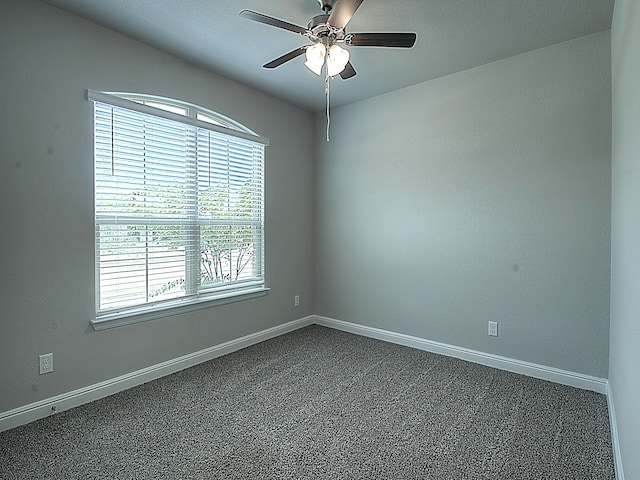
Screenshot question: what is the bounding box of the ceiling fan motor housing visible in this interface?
[308,14,346,44]
[308,14,330,30]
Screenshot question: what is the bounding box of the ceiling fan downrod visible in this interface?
[318,0,337,13]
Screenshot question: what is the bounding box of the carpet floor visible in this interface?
[0,325,615,479]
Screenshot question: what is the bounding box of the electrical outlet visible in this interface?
[294,295,300,307]
[488,321,498,337]
[39,353,54,375]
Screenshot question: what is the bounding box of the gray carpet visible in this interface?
[0,325,615,479]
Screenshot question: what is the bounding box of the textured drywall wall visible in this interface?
[315,32,611,378]
[610,0,640,477]
[0,0,314,412]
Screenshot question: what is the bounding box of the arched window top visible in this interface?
[107,92,258,136]
[87,90,268,146]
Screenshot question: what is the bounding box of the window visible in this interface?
[89,91,269,329]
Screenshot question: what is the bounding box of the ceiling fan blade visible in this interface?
[328,0,364,29]
[240,10,309,36]
[263,47,308,69]
[346,32,417,48]
[339,61,357,79]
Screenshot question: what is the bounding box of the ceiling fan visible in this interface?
[240,0,417,79]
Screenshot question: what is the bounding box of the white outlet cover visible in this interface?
[488,322,498,337]
[39,353,54,374]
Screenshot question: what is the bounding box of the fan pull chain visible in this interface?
[325,71,331,142]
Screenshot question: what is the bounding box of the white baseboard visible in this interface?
[607,382,625,480]
[0,316,314,433]
[313,315,608,394]
[1,314,611,435]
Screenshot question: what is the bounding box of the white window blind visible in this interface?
[91,92,266,322]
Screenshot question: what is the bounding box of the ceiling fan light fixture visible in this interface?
[304,43,326,75]
[326,44,350,77]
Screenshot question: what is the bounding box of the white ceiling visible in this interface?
[41,0,614,112]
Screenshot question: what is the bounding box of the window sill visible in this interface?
[91,287,269,331]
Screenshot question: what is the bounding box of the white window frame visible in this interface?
[88,90,269,330]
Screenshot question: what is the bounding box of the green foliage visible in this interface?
[199,181,257,286]
[149,278,185,298]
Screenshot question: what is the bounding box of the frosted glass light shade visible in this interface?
[304,43,326,76]
[326,44,350,77]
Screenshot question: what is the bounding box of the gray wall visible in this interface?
[610,0,640,477]
[0,0,315,412]
[315,32,611,378]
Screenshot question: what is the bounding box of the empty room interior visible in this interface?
[0,0,638,478]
